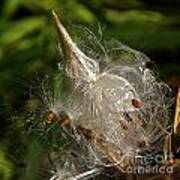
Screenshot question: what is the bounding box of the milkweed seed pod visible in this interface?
[52,11,171,170]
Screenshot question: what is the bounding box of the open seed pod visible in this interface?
[51,10,174,179]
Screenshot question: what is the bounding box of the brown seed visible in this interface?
[132,98,143,108]
[47,111,56,124]
[60,117,71,128]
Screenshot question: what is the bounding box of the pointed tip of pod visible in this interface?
[52,10,99,80]
[52,10,58,19]
[52,10,74,54]
[52,10,62,27]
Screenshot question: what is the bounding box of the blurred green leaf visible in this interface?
[24,0,58,11]
[107,26,180,50]
[0,17,46,46]
[2,0,21,19]
[106,10,169,26]
[0,148,13,180]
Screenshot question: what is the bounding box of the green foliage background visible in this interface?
[0,0,180,179]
